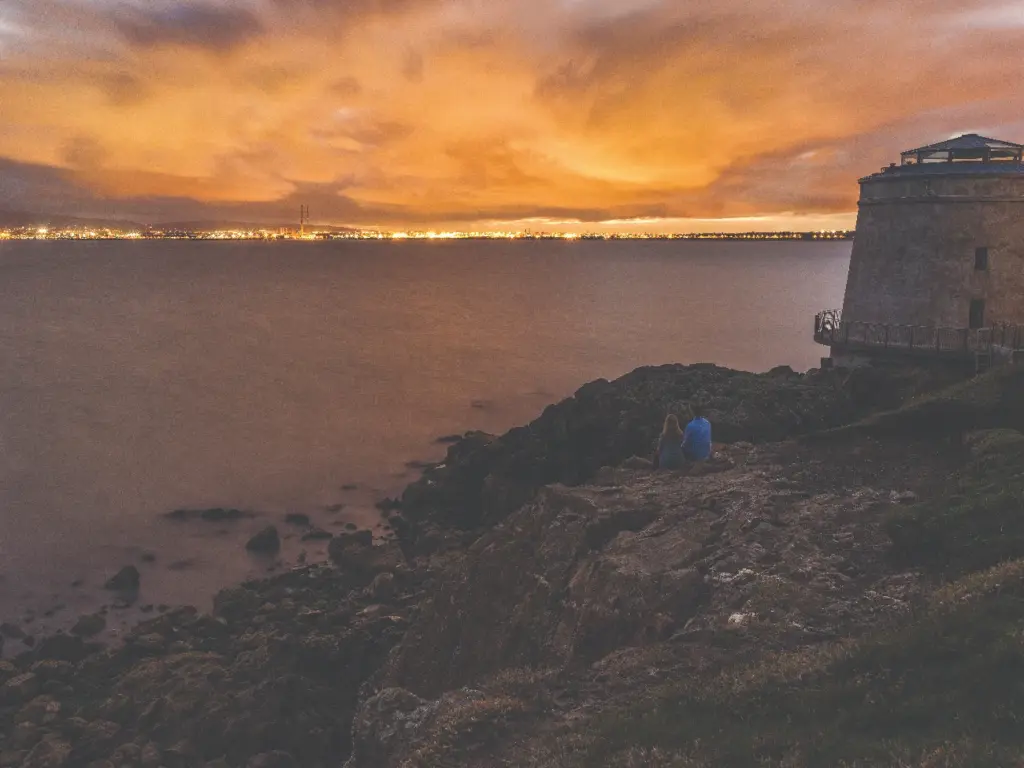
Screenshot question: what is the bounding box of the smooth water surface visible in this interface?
[0,239,850,638]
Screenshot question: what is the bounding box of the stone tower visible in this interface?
[816,134,1024,362]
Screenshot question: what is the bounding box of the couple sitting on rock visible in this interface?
[654,405,712,470]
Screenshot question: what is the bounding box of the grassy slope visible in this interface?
[588,372,1024,767]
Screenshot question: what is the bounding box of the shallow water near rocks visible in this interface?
[0,238,849,647]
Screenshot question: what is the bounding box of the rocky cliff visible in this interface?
[6,361,1022,768]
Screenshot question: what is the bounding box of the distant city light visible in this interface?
[0,226,855,242]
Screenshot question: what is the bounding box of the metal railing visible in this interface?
[814,309,1024,357]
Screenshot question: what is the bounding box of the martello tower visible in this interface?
[816,134,1024,364]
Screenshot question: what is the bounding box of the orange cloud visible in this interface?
[0,0,1022,230]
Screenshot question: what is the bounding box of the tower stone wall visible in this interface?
[842,173,1024,328]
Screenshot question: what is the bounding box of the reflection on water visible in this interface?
[0,239,850,636]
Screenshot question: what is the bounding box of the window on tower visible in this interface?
[975,247,989,271]
[969,299,986,329]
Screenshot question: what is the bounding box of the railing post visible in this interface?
[909,325,915,349]
[884,325,889,349]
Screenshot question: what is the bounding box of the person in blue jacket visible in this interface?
[682,404,712,462]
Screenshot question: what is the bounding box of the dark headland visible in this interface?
[2,359,1023,767]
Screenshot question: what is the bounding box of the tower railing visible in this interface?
[814,309,1024,357]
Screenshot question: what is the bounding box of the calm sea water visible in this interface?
[0,239,850,638]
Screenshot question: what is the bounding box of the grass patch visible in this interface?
[587,562,1024,766]
[886,429,1024,577]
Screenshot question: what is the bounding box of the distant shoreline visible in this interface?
[1,230,855,242]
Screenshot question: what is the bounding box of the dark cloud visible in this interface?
[61,136,108,169]
[100,72,149,106]
[113,3,264,51]
[0,156,96,215]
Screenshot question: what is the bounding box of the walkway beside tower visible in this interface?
[814,309,1024,368]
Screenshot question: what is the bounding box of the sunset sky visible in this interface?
[1,0,1022,232]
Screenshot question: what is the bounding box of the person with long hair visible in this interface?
[654,413,685,470]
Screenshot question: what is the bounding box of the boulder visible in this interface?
[328,533,401,585]
[301,527,333,541]
[70,613,106,638]
[1,673,39,705]
[20,736,70,768]
[15,696,60,726]
[33,634,89,663]
[164,508,253,522]
[246,526,281,554]
[104,565,140,591]
[284,513,311,527]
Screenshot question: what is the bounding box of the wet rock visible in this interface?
[246,526,281,554]
[70,613,106,638]
[131,633,166,654]
[368,572,397,601]
[76,720,121,759]
[341,483,359,491]
[301,527,333,541]
[284,513,311,527]
[10,721,41,751]
[139,742,162,767]
[164,508,253,522]
[328,533,401,586]
[29,661,74,683]
[15,696,61,726]
[34,634,90,663]
[104,565,140,591]
[109,742,141,764]
[1,672,39,705]
[20,736,70,767]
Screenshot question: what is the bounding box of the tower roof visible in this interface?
[903,133,1024,155]
[899,133,1023,166]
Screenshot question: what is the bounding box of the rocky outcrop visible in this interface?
[397,362,964,549]
[378,435,953,701]
[0,563,418,767]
